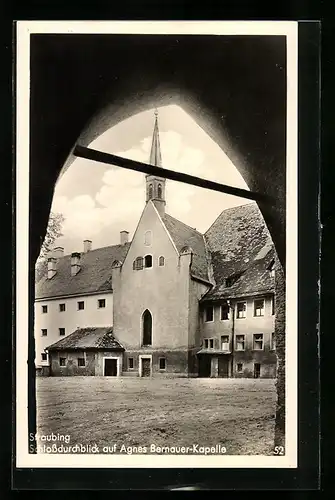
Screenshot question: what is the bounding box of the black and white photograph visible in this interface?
[16,21,298,468]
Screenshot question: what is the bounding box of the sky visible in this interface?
[50,104,252,254]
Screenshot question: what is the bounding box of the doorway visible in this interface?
[218,357,229,378]
[139,356,152,377]
[254,363,261,379]
[198,355,211,378]
[104,358,118,376]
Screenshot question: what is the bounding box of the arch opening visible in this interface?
[142,309,152,346]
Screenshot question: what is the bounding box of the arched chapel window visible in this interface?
[159,256,165,266]
[134,256,143,270]
[144,255,153,268]
[157,183,162,199]
[148,184,153,199]
[144,230,152,246]
[142,309,152,346]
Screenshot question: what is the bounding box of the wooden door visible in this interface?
[104,359,117,376]
[141,358,151,377]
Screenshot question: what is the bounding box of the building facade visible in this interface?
[35,112,277,378]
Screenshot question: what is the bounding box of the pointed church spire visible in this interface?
[149,109,162,167]
[146,109,166,216]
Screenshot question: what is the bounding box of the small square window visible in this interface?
[59,357,66,367]
[236,302,246,319]
[236,335,245,351]
[134,257,143,270]
[159,358,166,370]
[128,357,134,369]
[209,338,214,349]
[41,353,47,361]
[237,363,243,373]
[59,328,65,336]
[220,303,229,320]
[42,305,48,314]
[59,303,66,312]
[253,333,264,350]
[78,357,85,367]
[204,306,214,322]
[78,301,84,310]
[254,299,265,317]
[98,299,106,308]
[204,339,209,349]
[41,329,47,337]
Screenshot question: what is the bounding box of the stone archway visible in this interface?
[28,33,288,449]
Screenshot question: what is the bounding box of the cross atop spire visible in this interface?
[149,109,162,167]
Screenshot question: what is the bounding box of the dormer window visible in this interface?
[144,255,153,268]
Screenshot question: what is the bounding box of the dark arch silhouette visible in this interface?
[142,309,152,346]
[157,183,162,199]
[29,34,287,450]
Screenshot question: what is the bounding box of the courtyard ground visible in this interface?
[36,377,276,455]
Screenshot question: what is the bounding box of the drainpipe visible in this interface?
[228,301,235,378]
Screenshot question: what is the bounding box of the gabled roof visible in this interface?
[35,243,130,299]
[47,326,124,351]
[204,202,271,285]
[162,213,209,281]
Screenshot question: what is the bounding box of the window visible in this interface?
[78,357,85,367]
[41,353,47,361]
[236,302,246,319]
[204,306,214,322]
[237,363,243,373]
[254,298,265,317]
[159,357,166,370]
[253,333,264,350]
[158,256,165,266]
[268,259,275,278]
[221,335,229,350]
[59,328,65,336]
[204,338,214,349]
[134,256,143,270]
[78,301,84,310]
[235,335,245,351]
[42,305,48,314]
[148,184,153,198]
[98,299,106,308]
[59,303,66,312]
[144,230,152,246]
[41,329,47,337]
[220,303,229,320]
[142,309,152,346]
[157,183,162,199]
[144,255,152,268]
[270,332,276,350]
[128,357,134,369]
[271,296,275,315]
[59,357,66,367]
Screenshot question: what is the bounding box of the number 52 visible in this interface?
[274,446,285,455]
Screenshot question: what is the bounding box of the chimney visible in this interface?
[53,247,64,259]
[83,240,92,253]
[120,231,129,245]
[71,252,81,276]
[47,257,57,279]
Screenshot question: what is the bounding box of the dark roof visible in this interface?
[204,202,271,285]
[35,243,130,299]
[162,213,209,281]
[47,326,124,351]
[201,246,275,302]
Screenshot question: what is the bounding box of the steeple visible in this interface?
[146,109,166,216]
